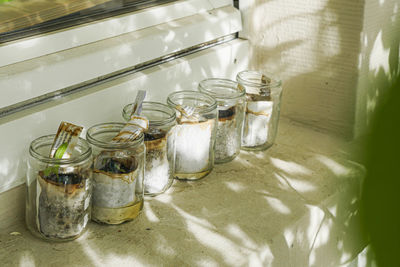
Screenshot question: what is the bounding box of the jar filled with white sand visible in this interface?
[167,91,217,180]
[198,78,246,163]
[123,101,176,196]
[236,71,282,150]
[86,123,145,225]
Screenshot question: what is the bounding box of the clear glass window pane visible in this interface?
[0,0,177,43]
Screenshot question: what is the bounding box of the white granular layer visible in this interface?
[215,118,238,161]
[242,101,273,147]
[174,121,213,174]
[144,157,170,193]
[144,159,169,193]
[92,172,136,208]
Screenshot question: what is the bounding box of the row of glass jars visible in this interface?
[25,70,282,241]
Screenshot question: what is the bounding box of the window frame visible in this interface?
[0,0,233,68]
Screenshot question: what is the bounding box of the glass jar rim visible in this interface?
[236,70,282,88]
[29,135,92,164]
[198,78,245,100]
[167,90,217,113]
[122,101,176,126]
[86,122,144,149]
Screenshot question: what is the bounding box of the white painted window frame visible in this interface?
[0,0,241,109]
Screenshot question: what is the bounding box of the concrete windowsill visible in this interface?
[0,118,365,266]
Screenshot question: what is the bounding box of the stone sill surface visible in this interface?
[0,118,365,266]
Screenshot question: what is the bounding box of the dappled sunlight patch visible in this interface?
[248,245,274,266]
[313,217,332,249]
[253,151,268,160]
[156,194,173,204]
[0,158,11,177]
[337,239,344,250]
[15,38,39,49]
[144,202,160,223]
[185,218,245,265]
[196,257,219,267]
[155,234,177,257]
[327,204,337,217]
[264,196,292,215]
[315,155,351,177]
[393,3,399,22]
[226,224,258,250]
[163,30,176,43]
[171,204,215,229]
[224,181,246,192]
[117,44,133,57]
[77,238,146,265]
[284,227,295,248]
[369,30,390,76]
[344,210,359,227]
[278,173,317,193]
[270,157,312,176]
[180,61,193,76]
[76,240,108,266]
[340,251,353,265]
[309,249,317,266]
[306,205,325,248]
[18,251,35,267]
[272,173,292,191]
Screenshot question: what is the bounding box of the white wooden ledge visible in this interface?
[0,118,366,266]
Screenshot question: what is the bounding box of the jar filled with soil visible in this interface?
[26,135,92,241]
[167,91,217,180]
[198,78,246,163]
[123,101,176,196]
[86,123,145,225]
[236,70,282,150]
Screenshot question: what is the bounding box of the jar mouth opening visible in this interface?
[198,78,245,100]
[167,90,217,113]
[86,122,144,149]
[236,70,282,89]
[122,101,176,126]
[29,135,91,164]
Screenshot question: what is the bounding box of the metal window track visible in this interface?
[0,33,237,120]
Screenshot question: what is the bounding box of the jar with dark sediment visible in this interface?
[198,78,246,163]
[86,123,145,224]
[26,134,92,241]
[123,101,176,196]
[236,70,283,150]
[167,91,217,180]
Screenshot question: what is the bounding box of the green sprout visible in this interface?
[43,143,68,178]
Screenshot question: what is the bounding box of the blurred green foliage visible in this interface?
[362,74,400,267]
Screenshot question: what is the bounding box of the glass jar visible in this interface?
[198,78,246,163]
[236,70,283,150]
[123,101,176,196]
[86,123,145,225]
[167,91,217,180]
[26,135,92,241]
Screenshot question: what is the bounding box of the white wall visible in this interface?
[240,0,400,138]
